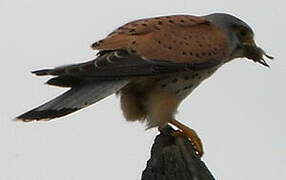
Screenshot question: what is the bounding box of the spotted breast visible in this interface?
[156,67,220,101]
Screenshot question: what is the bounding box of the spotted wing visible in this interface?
[91,15,229,64]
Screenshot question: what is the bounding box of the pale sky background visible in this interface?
[1,0,285,179]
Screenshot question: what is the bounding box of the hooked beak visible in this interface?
[242,40,274,68]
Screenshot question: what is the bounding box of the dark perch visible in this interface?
[141,126,215,180]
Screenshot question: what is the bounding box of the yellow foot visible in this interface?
[169,119,204,157]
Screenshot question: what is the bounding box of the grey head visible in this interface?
[204,13,273,67]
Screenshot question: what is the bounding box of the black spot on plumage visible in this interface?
[161,84,167,88]
[129,29,136,33]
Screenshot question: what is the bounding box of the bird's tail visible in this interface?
[16,80,129,122]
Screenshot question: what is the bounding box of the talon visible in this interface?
[169,120,204,157]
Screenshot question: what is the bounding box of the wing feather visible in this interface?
[33,50,222,84]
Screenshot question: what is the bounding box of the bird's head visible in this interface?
[205,13,274,67]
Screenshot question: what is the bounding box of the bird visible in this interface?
[16,13,273,156]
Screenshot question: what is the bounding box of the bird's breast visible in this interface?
[156,68,219,100]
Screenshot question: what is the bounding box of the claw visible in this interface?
[169,120,204,157]
[171,130,204,156]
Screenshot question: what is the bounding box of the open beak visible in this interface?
[242,40,274,68]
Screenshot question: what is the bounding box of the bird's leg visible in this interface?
[169,119,204,157]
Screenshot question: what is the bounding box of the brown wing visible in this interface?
[91,15,229,64]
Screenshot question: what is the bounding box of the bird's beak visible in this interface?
[242,40,274,68]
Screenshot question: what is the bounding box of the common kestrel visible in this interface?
[16,13,273,156]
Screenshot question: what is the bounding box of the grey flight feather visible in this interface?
[16,80,129,121]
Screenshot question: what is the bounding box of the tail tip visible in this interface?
[32,69,52,76]
[15,108,77,122]
[13,117,35,122]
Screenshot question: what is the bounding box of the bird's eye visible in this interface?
[239,29,248,37]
